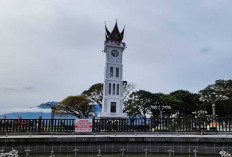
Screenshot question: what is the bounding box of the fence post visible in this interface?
[38,116,42,133]
[4,118,8,133]
[144,116,147,132]
[92,116,95,133]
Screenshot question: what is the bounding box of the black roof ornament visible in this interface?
[105,21,124,42]
[120,25,125,39]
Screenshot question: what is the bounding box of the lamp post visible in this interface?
[192,110,208,118]
[152,105,171,120]
[199,93,228,129]
[151,105,171,126]
[199,94,228,117]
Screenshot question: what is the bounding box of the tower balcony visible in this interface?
[104,40,126,52]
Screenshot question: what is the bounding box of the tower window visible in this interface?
[116,68,119,77]
[117,84,119,95]
[110,67,113,77]
[111,102,116,113]
[113,84,115,95]
[109,83,111,95]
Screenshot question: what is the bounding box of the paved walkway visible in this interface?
[1,133,232,138]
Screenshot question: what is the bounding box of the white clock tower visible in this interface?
[98,22,127,118]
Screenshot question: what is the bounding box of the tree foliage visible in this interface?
[56,79,232,118]
[150,93,180,118]
[123,81,136,101]
[214,79,232,97]
[55,95,92,119]
[82,83,103,108]
[124,91,180,119]
[40,102,58,119]
[170,90,201,116]
[199,79,232,116]
[82,82,135,109]
[124,90,153,119]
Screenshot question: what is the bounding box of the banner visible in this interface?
[75,119,92,132]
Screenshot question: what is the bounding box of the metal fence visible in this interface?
[0,118,74,133]
[93,117,232,132]
[1,117,232,133]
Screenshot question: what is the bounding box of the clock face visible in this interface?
[111,49,119,57]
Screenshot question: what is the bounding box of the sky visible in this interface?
[0,0,232,114]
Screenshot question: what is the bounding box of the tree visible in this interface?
[150,93,180,118]
[199,79,231,116]
[123,81,136,101]
[40,102,58,119]
[124,90,154,120]
[82,82,135,109]
[170,90,201,116]
[55,95,92,119]
[123,100,139,119]
[82,83,103,108]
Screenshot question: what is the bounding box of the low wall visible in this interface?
[0,133,231,155]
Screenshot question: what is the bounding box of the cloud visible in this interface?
[0,85,35,91]
[0,0,232,113]
[0,88,17,91]
[22,86,35,90]
[0,107,51,115]
[200,47,211,54]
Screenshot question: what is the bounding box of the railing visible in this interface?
[93,117,232,132]
[0,118,75,133]
[1,117,232,133]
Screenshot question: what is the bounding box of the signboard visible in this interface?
[75,119,92,133]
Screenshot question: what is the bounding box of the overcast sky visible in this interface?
[0,0,232,114]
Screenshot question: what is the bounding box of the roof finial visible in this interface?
[121,25,125,39]
[105,21,110,38]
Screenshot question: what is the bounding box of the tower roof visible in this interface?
[105,21,124,42]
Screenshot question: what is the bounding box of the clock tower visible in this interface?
[98,22,127,118]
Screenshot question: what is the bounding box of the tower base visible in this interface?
[98,113,127,119]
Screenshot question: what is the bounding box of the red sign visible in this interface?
[75,119,92,132]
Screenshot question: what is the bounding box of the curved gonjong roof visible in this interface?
[105,21,124,42]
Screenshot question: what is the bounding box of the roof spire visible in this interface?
[120,25,125,39]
